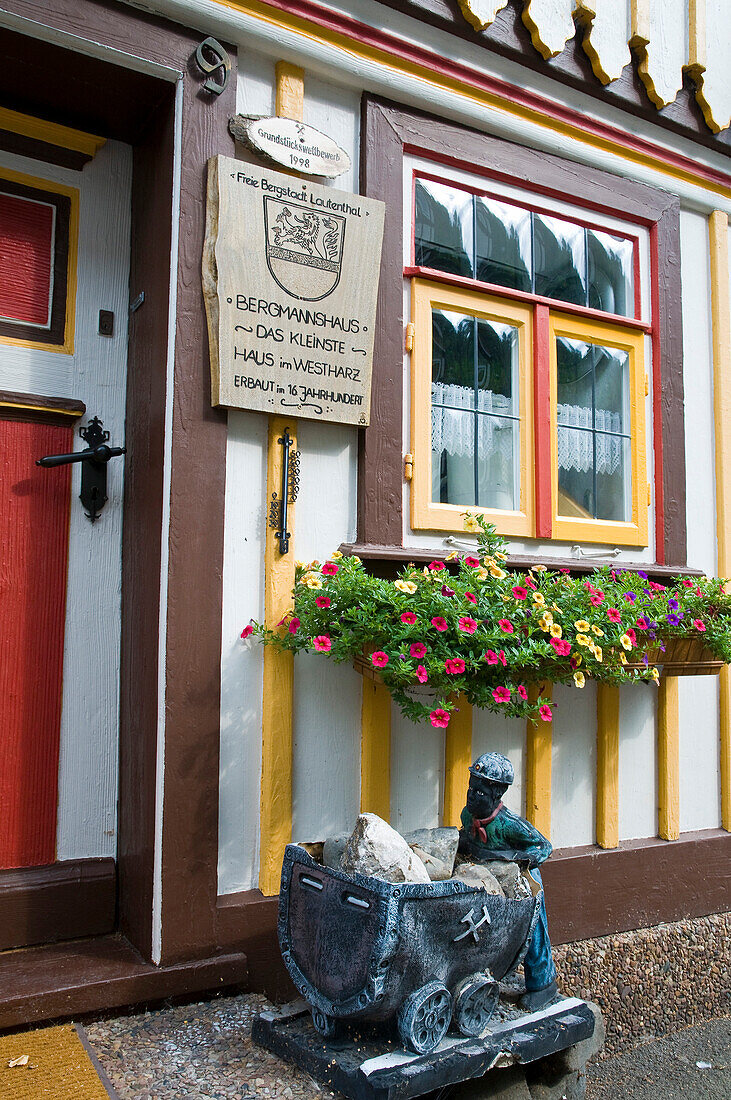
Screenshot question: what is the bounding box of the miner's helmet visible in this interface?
[469,752,514,786]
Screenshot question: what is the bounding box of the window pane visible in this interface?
[477,413,518,510]
[595,433,631,521]
[556,337,593,418]
[594,344,629,432]
[557,426,595,518]
[415,180,473,277]
[432,310,475,404]
[477,318,518,414]
[588,229,634,317]
[534,213,586,305]
[432,406,475,505]
[475,197,531,292]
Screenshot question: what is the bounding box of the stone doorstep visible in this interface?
[253,997,599,1100]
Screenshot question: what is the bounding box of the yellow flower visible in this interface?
[576,634,591,647]
[650,667,660,682]
[620,633,633,650]
[550,623,563,638]
[351,555,361,563]
[495,552,507,562]
[445,550,460,561]
[573,653,582,667]
[330,550,343,559]
[593,645,603,662]
[573,671,585,688]
[474,567,489,581]
[620,652,628,665]
[308,560,321,570]
[591,625,604,637]
[303,572,323,590]
[532,592,546,606]
[463,514,482,533]
[490,565,507,579]
[532,564,547,572]
[483,556,496,568]
[295,559,304,569]
[574,620,590,632]
[395,579,417,594]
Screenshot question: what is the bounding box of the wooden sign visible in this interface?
[229,115,351,179]
[203,158,385,426]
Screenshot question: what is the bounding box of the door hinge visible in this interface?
[404,453,414,481]
[647,482,652,507]
[405,322,415,352]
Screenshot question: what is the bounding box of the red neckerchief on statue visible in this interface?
[470,801,504,844]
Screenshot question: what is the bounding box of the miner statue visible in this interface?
[459,751,558,1011]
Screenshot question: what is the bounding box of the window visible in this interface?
[409,175,648,547]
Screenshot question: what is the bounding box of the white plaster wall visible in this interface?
[618,683,657,842]
[677,207,722,834]
[472,707,525,820]
[0,142,131,861]
[390,701,444,834]
[550,681,597,847]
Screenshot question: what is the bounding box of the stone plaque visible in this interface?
[230,115,351,178]
[203,158,385,426]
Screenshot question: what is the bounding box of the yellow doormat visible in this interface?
[0,1024,115,1099]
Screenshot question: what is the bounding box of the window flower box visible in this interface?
[624,633,724,677]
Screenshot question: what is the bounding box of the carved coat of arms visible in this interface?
[263,198,346,301]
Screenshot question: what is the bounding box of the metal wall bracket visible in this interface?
[267,427,300,555]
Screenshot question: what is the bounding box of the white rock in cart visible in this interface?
[408,844,452,881]
[451,862,505,895]
[322,833,349,869]
[404,827,459,877]
[481,860,521,898]
[341,813,431,883]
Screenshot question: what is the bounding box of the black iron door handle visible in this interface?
[35,416,125,522]
[36,443,126,467]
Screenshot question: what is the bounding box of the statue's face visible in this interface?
[466,775,506,818]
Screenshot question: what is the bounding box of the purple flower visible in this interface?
[648,630,656,640]
[659,642,666,652]
[668,598,679,611]
[637,571,648,579]
[642,655,649,666]
[666,613,683,625]
[625,592,637,604]
[441,584,455,597]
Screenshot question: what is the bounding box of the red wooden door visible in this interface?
[0,418,72,868]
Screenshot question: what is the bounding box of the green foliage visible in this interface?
[247,514,731,728]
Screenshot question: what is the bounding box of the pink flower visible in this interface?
[517,685,528,700]
[322,562,339,576]
[649,581,666,592]
[498,649,507,666]
[539,705,553,722]
[240,625,254,639]
[465,556,480,567]
[607,608,622,623]
[416,664,428,683]
[430,708,450,728]
[371,650,389,668]
[682,578,694,587]
[315,596,331,608]
[465,591,477,604]
[458,616,478,634]
[512,586,528,600]
[484,650,499,665]
[288,618,300,634]
[550,638,571,656]
[525,578,537,589]
[410,642,427,658]
[400,611,417,624]
[589,594,605,606]
[493,686,511,703]
[498,619,514,633]
[637,616,649,630]
[693,619,706,632]
[445,657,466,674]
[625,628,636,645]
[313,635,331,652]
[431,616,448,632]
[428,560,445,571]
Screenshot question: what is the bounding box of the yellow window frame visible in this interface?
[549,311,648,548]
[410,279,535,538]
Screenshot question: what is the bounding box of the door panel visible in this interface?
[0,420,72,868]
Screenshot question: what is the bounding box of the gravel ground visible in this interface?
[587,1016,731,1099]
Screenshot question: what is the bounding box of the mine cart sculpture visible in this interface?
[277,844,541,1054]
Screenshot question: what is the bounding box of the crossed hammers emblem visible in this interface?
[453,904,491,943]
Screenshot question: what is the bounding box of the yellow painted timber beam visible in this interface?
[258,63,305,896]
[443,695,472,827]
[360,679,392,819]
[657,675,680,840]
[525,682,552,838]
[596,684,620,849]
[709,209,731,831]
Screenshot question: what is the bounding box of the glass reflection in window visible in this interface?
[415,180,473,277]
[476,197,531,292]
[534,213,586,306]
[556,337,631,522]
[588,229,634,317]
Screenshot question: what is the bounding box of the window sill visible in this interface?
[338,542,703,582]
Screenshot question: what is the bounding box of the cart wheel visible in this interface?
[310,1007,338,1038]
[397,980,452,1054]
[453,974,500,1038]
